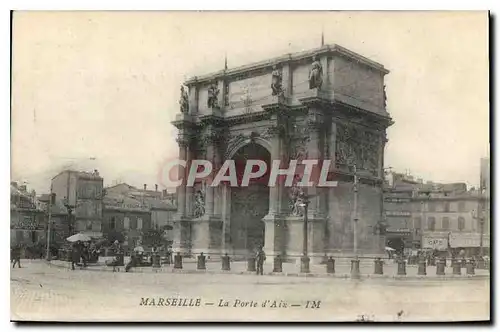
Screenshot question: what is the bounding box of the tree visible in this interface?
[141,227,165,247]
[105,229,125,244]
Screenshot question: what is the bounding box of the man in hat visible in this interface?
[256,246,266,276]
[11,244,22,268]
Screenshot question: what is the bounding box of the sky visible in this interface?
[11,11,489,194]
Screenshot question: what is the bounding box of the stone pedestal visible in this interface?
[191,216,223,255]
[285,216,325,264]
[172,216,191,256]
[262,215,277,257]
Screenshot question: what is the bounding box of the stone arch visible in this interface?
[225,136,272,160]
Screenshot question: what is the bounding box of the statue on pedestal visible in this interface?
[309,55,323,89]
[179,85,189,113]
[207,82,220,109]
[271,65,283,96]
[193,190,205,218]
[289,177,305,217]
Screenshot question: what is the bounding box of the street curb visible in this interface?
[46,261,490,281]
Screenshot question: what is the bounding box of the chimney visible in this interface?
[162,189,167,199]
[144,184,147,191]
[155,184,158,192]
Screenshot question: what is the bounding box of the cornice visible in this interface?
[184,44,389,86]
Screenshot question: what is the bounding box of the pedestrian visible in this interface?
[12,244,22,268]
[256,246,266,276]
[81,242,89,268]
[125,251,138,272]
[71,242,81,270]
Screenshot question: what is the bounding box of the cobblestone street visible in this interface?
[11,260,490,322]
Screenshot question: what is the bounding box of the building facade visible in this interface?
[51,170,104,238]
[10,182,46,246]
[383,171,490,256]
[102,183,175,250]
[383,173,419,252]
[172,44,393,261]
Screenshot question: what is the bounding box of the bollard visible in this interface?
[273,255,283,273]
[197,253,206,270]
[351,259,360,278]
[326,257,335,274]
[152,253,161,268]
[174,252,183,269]
[222,253,230,271]
[417,257,427,276]
[466,258,475,275]
[476,257,485,270]
[374,258,383,275]
[436,258,446,275]
[397,259,406,276]
[247,257,256,272]
[300,255,310,273]
[452,259,461,275]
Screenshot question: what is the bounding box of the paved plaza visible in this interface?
[11,259,490,322]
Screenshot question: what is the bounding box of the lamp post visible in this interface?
[351,164,360,278]
[64,199,75,237]
[298,192,315,273]
[46,190,55,261]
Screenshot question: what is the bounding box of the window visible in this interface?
[442,217,450,230]
[137,218,143,230]
[458,201,466,212]
[427,217,436,231]
[428,202,436,212]
[130,218,137,230]
[16,230,24,242]
[414,217,422,230]
[124,217,130,229]
[458,217,465,231]
[110,217,116,230]
[444,202,450,212]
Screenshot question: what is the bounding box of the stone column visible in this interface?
[192,132,223,255]
[173,132,191,256]
[185,145,195,218]
[262,121,285,257]
[176,139,188,217]
[221,183,231,253]
[305,107,327,261]
[204,139,215,217]
[282,61,292,99]
[305,107,326,218]
[188,82,198,115]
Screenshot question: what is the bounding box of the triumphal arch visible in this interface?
[172,44,393,261]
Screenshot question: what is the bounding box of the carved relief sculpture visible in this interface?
[179,85,189,113]
[335,123,380,176]
[193,190,205,218]
[207,81,220,109]
[309,55,323,89]
[289,175,305,216]
[271,65,283,96]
